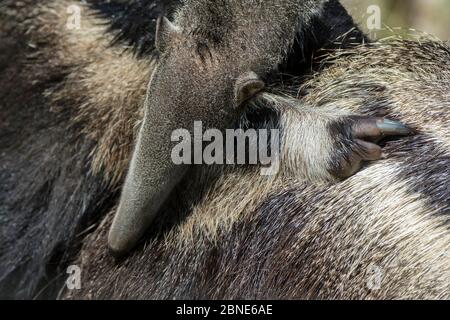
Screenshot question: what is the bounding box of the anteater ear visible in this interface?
[234,71,265,107]
[155,16,180,53]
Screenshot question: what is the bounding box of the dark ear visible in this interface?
[155,16,180,53]
[234,71,265,107]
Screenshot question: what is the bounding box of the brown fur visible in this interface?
[65,40,450,299]
[1,0,448,299]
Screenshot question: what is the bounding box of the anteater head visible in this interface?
[108,16,265,256]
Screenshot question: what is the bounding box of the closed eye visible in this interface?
[196,42,212,63]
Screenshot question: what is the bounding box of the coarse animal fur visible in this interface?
[66,40,450,299]
[0,0,367,299]
[0,0,153,299]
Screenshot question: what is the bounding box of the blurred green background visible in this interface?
[341,0,450,40]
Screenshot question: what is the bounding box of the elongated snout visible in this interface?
[108,113,189,257]
[107,61,264,257]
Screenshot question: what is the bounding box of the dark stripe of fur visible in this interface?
[89,0,182,57]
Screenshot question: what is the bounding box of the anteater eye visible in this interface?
[196,42,212,62]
